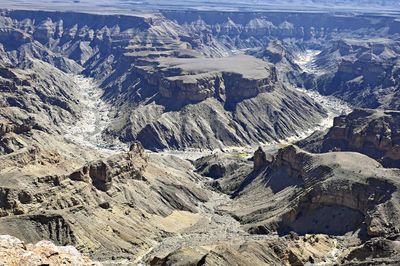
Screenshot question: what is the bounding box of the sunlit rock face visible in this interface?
[300,109,400,168]
[0,9,332,150]
[0,235,100,266]
[0,4,400,266]
[3,8,399,150]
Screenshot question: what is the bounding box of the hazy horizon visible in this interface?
[1,0,400,13]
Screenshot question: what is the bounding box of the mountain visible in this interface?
[0,4,400,266]
[0,9,334,150]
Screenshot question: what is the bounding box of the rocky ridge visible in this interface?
[0,141,214,262]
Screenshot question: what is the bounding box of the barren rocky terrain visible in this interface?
[0,3,400,266]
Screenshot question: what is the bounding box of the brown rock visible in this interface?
[0,235,100,266]
[253,147,268,170]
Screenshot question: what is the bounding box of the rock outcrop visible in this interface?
[194,150,253,194]
[300,108,400,167]
[0,142,211,261]
[0,235,99,266]
[69,142,147,191]
[344,238,400,265]
[0,120,31,136]
[225,145,400,242]
[253,147,269,170]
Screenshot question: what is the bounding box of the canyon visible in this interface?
[0,3,400,265]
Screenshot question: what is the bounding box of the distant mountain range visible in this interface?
[3,0,400,13]
[136,0,400,10]
[249,0,400,7]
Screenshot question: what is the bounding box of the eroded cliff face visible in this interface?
[163,11,400,44]
[0,142,213,261]
[122,55,277,108]
[1,7,400,265]
[0,9,358,150]
[301,38,400,109]
[228,146,399,237]
[299,109,400,167]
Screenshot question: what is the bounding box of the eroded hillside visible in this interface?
[0,7,400,266]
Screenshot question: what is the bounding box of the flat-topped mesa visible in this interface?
[153,55,277,107]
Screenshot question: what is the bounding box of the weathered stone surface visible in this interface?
[0,120,32,137]
[0,235,100,266]
[0,7,400,266]
[0,145,211,262]
[303,38,400,109]
[300,108,400,167]
[344,238,400,265]
[225,145,400,242]
[253,147,269,170]
[68,142,148,191]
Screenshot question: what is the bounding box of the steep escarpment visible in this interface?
[155,55,277,108]
[163,11,400,44]
[0,9,351,150]
[103,53,326,150]
[299,108,400,167]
